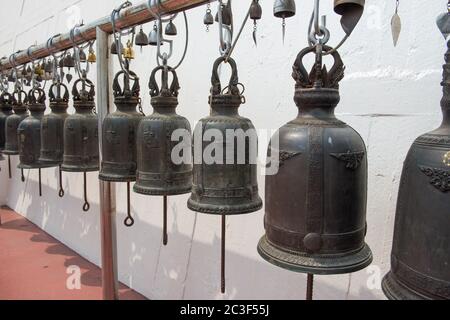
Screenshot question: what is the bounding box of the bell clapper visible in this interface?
[82,171,90,212]
[124,182,135,227]
[250,0,262,47]
[38,168,42,197]
[306,274,314,300]
[391,0,401,47]
[221,215,226,294]
[8,155,11,179]
[58,165,65,198]
[163,196,168,246]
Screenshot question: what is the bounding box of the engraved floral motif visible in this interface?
[279,151,302,167]
[330,151,365,170]
[419,166,450,192]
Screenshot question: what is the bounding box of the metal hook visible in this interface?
[82,171,90,212]
[69,24,90,78]
[9,52,22,91]
[58,165,65,198]
[218,0,233,57]
[147,0,174,64]
[124,182,135,227]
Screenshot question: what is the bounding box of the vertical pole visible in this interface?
[97,27,119,301]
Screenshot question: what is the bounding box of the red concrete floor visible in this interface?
[0,207,146,300]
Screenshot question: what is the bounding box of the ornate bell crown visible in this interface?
[12,89,29,111]
[0,91,13,107]
[149,65,180,98]
[209,56,244,107]
[72,77,95,102]
[293,45,345,90]
[49,83,70,103]
[113,69,140,100]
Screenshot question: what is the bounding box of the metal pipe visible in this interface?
[0,0,213,71]
[97,27,119,300]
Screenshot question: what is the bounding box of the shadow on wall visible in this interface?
[3,166,382,300]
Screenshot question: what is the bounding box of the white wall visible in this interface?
[0,0,446,300]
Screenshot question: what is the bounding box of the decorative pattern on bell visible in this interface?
[0,91,14,152]
[382,40,450,301]
[134,65,192,196]
[39,83,70,166]
[257,45,372,275]
[3,90,29,156]
[99,69,143,182]
[17,88,51,169]
[61,78,99,173]
[188,57,262,215]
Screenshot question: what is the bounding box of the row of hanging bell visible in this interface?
[99,67,143,227]
[257,44,372,276]
[61,76,99,212]
[3,89,29,182]
[17,87,53,196]
[134,65,192,244]
[40,82,70,197]
[382,39,450,300]
[188,56,263,293]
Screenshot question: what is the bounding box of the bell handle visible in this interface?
[27,87,46,104]
[211,56,240,96]
[72,77,95,101]
[293,44,344,89]
[49,82,69,102]
[148,65,180,98]
[113,69,140,98]
[12,89,29,105]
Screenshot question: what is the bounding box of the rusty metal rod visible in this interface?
[163,196,168,246]
[38,168,42,197]
[0,0,213,71]
[8,155,11,179]
[221,215,226,294]
[306,274,314,300]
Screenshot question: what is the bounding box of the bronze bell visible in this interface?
[62,77,99,212]
[135,27,149,48]
[382,40,450,300]
[134,65,192,243]
[40,83,70,198]
[165,20,178,36]
[334,0,365,35]
[273,0,296,19]
[258,45,372,277]
[3,90,29,157]
[100,69,143,227]
[17,88,52,196]
[188,57,262,293]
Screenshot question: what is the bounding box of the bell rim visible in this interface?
[60,165,99,173]
[257,235,373,275]
[99,173,137,183]
[38,158,63,166]
[2,149,19,155]
[133,184,192,196]
[382,272,433,300]
[17,162,57,169]
[187,197,263,215]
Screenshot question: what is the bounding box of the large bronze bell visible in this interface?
[134,65,192,243]
[258,45,372,277]
[40,83,70,197]
[3,89,29,181]
[188,57,262,293]
[17,88,52,196]
[382,40,450,301]
[62,77,99,212]
[0,92,13,153]
[100,69,143,227]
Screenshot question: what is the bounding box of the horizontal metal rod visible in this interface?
[0,0,212,71]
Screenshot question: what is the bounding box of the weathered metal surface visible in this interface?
[3,90,29,156]
[382,40,450,301]
[0,92,13,153]
[258,45,372,275]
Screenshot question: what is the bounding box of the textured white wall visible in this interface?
[0,0,446,300]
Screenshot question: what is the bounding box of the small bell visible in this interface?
[35,64,44,77]
[7,71,15,83]
[135,27,149,48]
[250,0,262,46]
[334,0,365,35]
[87,48,97,63]
[204,6,214,32]
[78,49,87,63]
[215,1,232,26]
[110,40,123,55]
[44,59,53,73]
[58,58,65,68]
[148,24,162,46]
[273,0,296,42]
[64,52,75,69]
[165,20,178,36]
[122,40,135,60]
